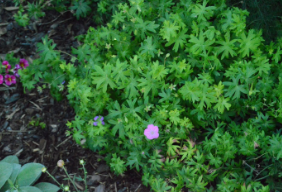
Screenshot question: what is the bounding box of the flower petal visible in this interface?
[94,116,99,121]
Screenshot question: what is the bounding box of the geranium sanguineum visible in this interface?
[144,124,159,140]
[5,75,16,86]
[93,116,105,126]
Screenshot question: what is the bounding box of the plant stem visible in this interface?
[45,170,62,187]
[82,164,88,192]
[62,166,80,192]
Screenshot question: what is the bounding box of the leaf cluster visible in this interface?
[17,0,282,191]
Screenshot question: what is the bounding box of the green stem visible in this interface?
[45,170,62,188]
[62,166,80,192]
[82,164,88,192]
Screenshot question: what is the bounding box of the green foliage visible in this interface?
[12,0,127,27]
[28,118,46,129]
[0,156,59,192]
[18,0,282,191]
[227,0,282,43]
[14,11,29,27]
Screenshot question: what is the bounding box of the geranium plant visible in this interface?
[17,0,282,191]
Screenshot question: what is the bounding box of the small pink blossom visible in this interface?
[144,124,159,140]
[19,59,29,69]
[5,75,16,86]
[2,61,9,66]
[0,74,3,84]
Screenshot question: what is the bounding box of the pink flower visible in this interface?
[19,59,29,69]
[5,75,16,86]
[0,74,3,84]
[5,64,11,73]
[144,124,159,140]
[2,61,9,66]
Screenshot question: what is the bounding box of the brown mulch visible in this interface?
[0,1,151,192]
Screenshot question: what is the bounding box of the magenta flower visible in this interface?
[0,74,3,84]
[144,124,159,140]
[93,116,105,126]
[2,61,9,66]
[5,64,11,73]
[19,59,29,69]
[5,75,16,86]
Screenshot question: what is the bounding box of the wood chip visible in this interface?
[6,107,20,120]
[39,138,47,151]
[29,101,42,111]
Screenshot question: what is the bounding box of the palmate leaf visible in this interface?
[216,31,238,59]
[123,74,139,99]
[138,72,161,97]
[92,64,117,92]
[191,0,216,22]
[189,30,214,55]
[109,119,125,139]
[165,28,189,52]
[139,36,158,58]
[37,36,58,62]
[151,177,172,192]
[179,79,202,103]
[180,144,194,161]
[160,20,179,41]
[268,134,282,160]
[112,11,125,26]
[150,60,168,80]
[198,84,217,110]
[223,75,248,100]
[126,151,143,171]
[70,0,91,19]
[239,29,263,57]
[213,96,231,114]
[71,44,91,63]
[135,18,160,39]
[112,59,130,85]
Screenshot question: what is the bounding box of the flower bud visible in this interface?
[80,159,85,165]
[57,160,65,168]
[42,167,47,173]
[64,186,70,191]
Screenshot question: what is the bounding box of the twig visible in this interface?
[39,11,69,26]
[56,136,72,147]
[134,184,141,192]
[29,101,42,111]
[115,182,117,192]
[14,149,23,156]
[0,23,9,26]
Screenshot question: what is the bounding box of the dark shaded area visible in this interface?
[227,0,282,43]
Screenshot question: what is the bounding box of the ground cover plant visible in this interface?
[12,0,282,191]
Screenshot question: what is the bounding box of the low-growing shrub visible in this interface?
[17,0,282,191]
